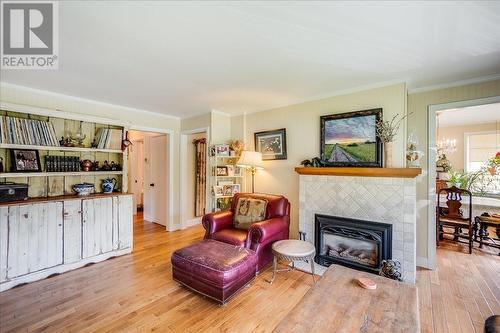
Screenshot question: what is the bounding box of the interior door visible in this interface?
[129,140,144,215]
[144,135,167,226]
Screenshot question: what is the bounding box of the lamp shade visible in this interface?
[237,151,264,169]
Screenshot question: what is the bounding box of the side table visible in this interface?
[268,239,316,284]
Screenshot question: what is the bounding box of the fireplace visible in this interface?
[315,214,392,274]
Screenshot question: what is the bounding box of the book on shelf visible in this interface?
[94,128,122,150]
[0,115,59,147]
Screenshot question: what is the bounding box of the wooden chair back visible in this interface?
[437,186,472,222]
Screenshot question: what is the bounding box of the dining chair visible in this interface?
[436,186,473,254]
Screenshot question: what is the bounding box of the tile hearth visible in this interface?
[299,175,417,283]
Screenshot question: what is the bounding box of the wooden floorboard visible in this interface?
[0,214,499,332]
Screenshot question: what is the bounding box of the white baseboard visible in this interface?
[182,217,202,229]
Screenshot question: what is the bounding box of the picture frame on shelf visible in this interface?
[234,165,243,177]
[212,185,224,196]
[226,165,235,176]
[254,128,287,160]
[223,184,240,196]
[10,149,42,172]
[216,144,230,157]
[320,108,382,167]
[216,166,228,176]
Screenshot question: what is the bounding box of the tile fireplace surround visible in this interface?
[296,167,421,283]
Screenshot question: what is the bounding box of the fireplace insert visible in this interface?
[315,214,392,274]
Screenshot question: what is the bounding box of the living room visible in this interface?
[0,1,499,332]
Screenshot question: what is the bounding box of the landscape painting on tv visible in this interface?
[320,109,382,167]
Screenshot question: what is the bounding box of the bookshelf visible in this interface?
[0,106,128,198]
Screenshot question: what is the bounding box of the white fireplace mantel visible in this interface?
[296,168,420,283]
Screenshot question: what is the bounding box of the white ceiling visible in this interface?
[2,1,500,118]
[438,102,500,127]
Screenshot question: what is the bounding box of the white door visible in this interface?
[144,135,168,226]
[82,198,113,258]
[63,200,82,264]
[129,140,144,215]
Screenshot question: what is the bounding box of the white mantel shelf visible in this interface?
[295,167,422,178]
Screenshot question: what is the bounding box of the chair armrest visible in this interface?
[202,210,234,237]
[248,217,289,245]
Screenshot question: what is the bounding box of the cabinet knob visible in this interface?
[23,213,28,219]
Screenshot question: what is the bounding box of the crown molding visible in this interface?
[407,74,500,94]
[0,82,181,121]
[211,109,232,117]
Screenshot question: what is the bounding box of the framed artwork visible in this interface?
[11,149,41,172]
[212,186,223,196]
[215,144,230,157]
[254,128,287,160]
[234,165,243,177]
[216,166,228,176]
[226,165,235,176]
[320,109,382,167]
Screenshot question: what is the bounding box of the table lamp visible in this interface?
[237,151,264,193]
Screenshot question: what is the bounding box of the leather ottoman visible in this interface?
[171,239,257,304]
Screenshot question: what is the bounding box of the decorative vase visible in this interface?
[384,142,393,168]
[101,178,117,194]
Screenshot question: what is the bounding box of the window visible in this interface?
[465,131,500,172]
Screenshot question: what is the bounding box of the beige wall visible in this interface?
[438,122,499,171]
[211,111,231,144]
[0,84,182,229]
[408,79,500,261]
[234,83,407,239]
[181,113,211,132]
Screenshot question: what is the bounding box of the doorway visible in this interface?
[128,129,170,229]
[427,96,500,266]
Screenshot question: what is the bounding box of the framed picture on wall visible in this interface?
[320,109,382,167]
[10,149,41,172]
[254,128,287,160]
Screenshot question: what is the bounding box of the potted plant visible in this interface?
[376,113,409,167]
[486,152,500,176]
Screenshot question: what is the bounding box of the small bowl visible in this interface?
[73,183,94,196]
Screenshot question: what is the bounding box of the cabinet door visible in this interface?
[63,200,82,264]
[117,195,133,250]
[82,197,113,258]
[0,207,8,282]
[7,202,63,278]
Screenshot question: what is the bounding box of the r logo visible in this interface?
[2,3,53,55]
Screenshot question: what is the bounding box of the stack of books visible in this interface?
[94,128,122,150]
[45,156,81,172]
[0,116,59,146]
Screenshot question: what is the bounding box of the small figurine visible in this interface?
[379,259,403,281]
[93,161,100,171]
[300,159,313,167]
[101,160,111,171]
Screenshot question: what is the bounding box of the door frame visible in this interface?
[128,125,174,231]
[129,139,144,215]
[180,127,210,229]
[427,95,500,269]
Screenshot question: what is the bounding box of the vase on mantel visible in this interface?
[384,141,393,168]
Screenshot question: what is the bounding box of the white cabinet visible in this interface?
[82,197,113,259]
[0,207,8,282]
[63,200,82,264]
[0,194,133,292]
[6,202,63,279]
[116,195,133,250]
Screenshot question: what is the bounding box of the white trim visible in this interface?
[0,248,131,292]
[409,74,500,94]
[0,101,127,127]
[211,109,231,117]
[416,256,430,269]
[182,217,202,229]
[179,127,210,228]
[128,125,175,232]
[0,82,180,120]
[427,95,500,271]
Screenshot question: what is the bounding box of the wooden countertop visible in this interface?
[295,167,422,178]
[0,192,132,206]
[273,264,419,333]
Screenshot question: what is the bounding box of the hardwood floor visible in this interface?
[0,214,498,332]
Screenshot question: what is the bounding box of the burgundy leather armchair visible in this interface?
[202,193,290,271]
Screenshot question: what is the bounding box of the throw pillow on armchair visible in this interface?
[234,197,268,230]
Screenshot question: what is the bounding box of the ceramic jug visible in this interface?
[102,178,117,194]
